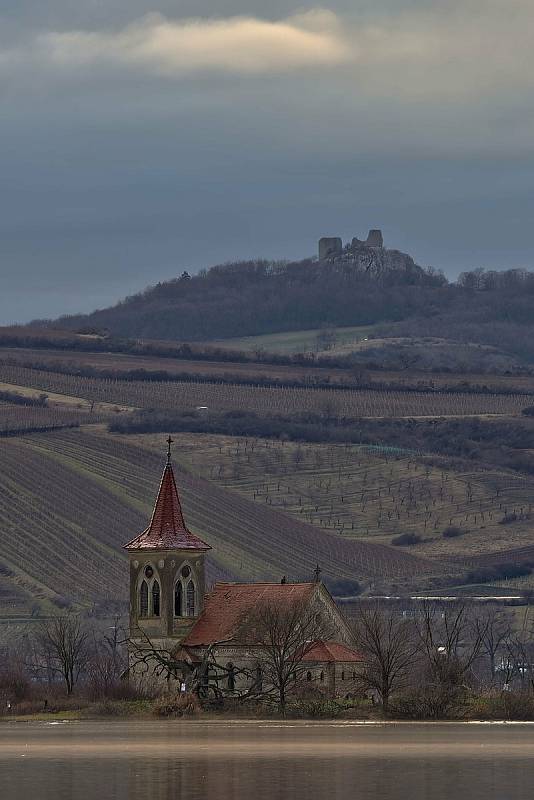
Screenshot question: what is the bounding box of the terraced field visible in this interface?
[0,364,529,418]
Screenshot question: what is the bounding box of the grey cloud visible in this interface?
[38,11,349,76]
[1,1,534,323]
[3,2,534,97]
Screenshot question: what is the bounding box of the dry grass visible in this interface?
[205,325,377,354]
[0,380,133,414]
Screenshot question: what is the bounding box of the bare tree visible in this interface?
[353,604,419,713]
[87,616,128,698]
[503,634,534,693]
[33,616,89,695]
[474,606,511,685]
[127,628,187,686]
[0,643,31,707]
[415,602,487,716]
[316,325,338,352]
[242,600,333,712]
[127,630,254,701]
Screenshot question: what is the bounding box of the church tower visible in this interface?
[124,438,211,646]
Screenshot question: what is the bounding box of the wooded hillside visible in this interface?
[34,259,534,363]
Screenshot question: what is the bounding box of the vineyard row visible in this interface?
[0,364,529,418]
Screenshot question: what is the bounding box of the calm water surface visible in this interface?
[1,720,534,799]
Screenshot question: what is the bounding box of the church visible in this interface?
[124,441,363,699]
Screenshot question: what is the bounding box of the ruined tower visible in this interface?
[318,237,342,260]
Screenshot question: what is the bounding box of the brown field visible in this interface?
[2,344,534,395]
[0,428,444,619]
[0,402,91,435]
[0,363,529,419]
[0,326,106,343]
[122,432,534,564]
[0,339,533,620]
[1,423,533,622]
[0,379,133,414]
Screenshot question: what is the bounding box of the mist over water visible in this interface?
[2,720,534,800]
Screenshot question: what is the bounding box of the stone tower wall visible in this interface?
[318,237,342,260]
[319,229,384,259]
[129,548,206,642]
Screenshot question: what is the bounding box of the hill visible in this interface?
[38,254,444,341]
[30,243,534,365]
[2,232,534,628]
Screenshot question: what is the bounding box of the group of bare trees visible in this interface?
[4,600,534,718]
[353,601,534,717]
[241,600,333,712]
[1,600,331,713]
[0,615,128,708]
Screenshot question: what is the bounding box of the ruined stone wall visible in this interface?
[366,229,383,248]
[319,229,383,261]
[318,228,422,279]
[318,237,342,260]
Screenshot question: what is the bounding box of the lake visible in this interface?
[2,719,534,799]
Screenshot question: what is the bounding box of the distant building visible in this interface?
[319,229,384,261]
[124,443,363,698]
[318,229,423,280]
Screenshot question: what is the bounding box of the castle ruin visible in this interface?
[318,229,384,261]
[318,229,423,280]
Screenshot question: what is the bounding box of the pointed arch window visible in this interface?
[152,580,161,617]
[138,565,161,618]
[174,582,182,617]
[186,580,196,617]
[140,580,149,617]
[174,564,198,618]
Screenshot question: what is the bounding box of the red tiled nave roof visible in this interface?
[301,640,364,663]
[184,582,317,646]
[124,461,211,551]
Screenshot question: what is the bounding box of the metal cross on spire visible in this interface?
[313,564,322,583]
[166,435,174,463]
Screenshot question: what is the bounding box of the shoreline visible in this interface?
[3,712,534,725]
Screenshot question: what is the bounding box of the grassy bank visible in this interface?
[4,692,534,723]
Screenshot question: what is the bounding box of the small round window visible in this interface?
[144,565,154,578]
[181,565,191,578]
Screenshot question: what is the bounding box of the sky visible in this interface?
[1,0,534,323]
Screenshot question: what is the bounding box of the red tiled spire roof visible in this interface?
[124,459,211,552]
